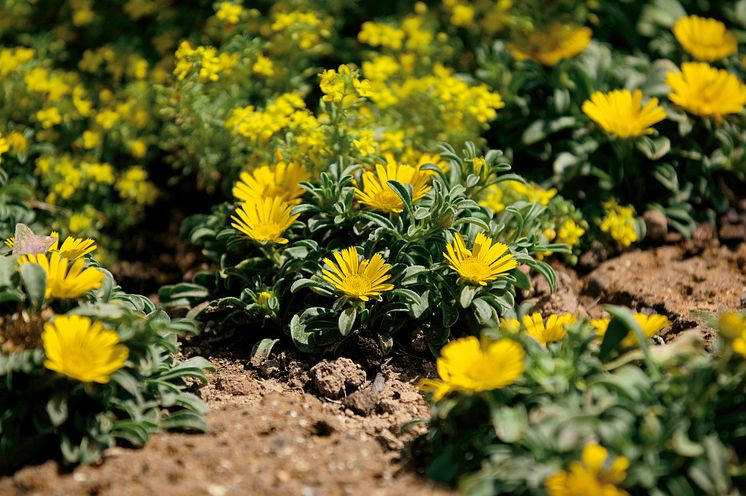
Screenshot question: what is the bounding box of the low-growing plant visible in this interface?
[0,224,213,471]
[423,307,746,494]
[161,142,587,356]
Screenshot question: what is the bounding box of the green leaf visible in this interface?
[459,286,476,308]
[338,307,357,336]
[46,394,68,427]
[19,262,46,309]
[251,338,280,362]
[161,411,208,432]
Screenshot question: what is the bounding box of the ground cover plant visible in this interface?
[0,0,745,493]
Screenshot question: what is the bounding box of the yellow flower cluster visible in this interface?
[319,64,372,105]
[0,47,35,76]
[173,41,238,82]
[599,201,638,247]
[115,166,158,205]
[215,2,244,24]
[510,23,592,66]
[270,11,331,51]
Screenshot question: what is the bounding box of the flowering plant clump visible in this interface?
[424,307,746,493]
[162,143,572,355]
[0,224,213,470]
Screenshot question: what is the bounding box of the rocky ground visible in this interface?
[2,226,745,495]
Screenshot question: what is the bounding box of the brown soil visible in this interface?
[2,236,745,495]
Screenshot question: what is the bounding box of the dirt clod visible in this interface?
[643,210,668,243]
[310,358,367,399]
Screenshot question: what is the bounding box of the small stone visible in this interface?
[643,210,668,242]
[310,358,366,399]
[342,387,379,416]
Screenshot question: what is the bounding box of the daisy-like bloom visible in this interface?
[42,314,128,384]
[514,313,577,347]
[545,443,630,496]
[443,232,517,286]
[420,336,525,401]
[667,63,746,121]
[49,232,97,260]
[321,246,394,301]
[673,16,737,62]
[592,312,672,348]
[509,23,592,66]
[18,251,104,299]
[231,196,299,245]
[582,89,666,138]
[354,157,431,213]
[232,161,309,204]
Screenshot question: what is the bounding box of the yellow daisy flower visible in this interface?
[667,62,746,121]
[592,312,671,348]
[354,157,431,213]
[443,232,517,286]
[509,312,577,347]
[50,232,97,260]
[545,443,630,496]
[420,336,525,401]
[321,246,394,301]
[582,89,666,138]
[42,314,128,384]
[231,196,299,245]
[18,251,104,299]
[232,162,309,204]
[509,23,592,66]
[673,15,737,62]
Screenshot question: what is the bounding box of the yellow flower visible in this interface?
[6,131,27,154]
[718,312,746,340]
[18,251,104,299]
[355,157,432,213]
[233,162,309,204]
[252,54,274,77]
[82,130,102,149]
[582,89,666,138]
[36,107,62,129]
[513,313,577,347]
[420,336,525,401]
[599,201,638,247]
[673,16,737,62]
[556,219,585,247]
[52,234,97,260]
[545,443,630,496]
[443,232,517,286]
[231,196,298,245]
[667,63,746,121]
[321,246,394,301]
[129,140,147,158]
[215,2,243,24]
[508,181,557,205]
[509,24,592,66]
[592,313,671,348]
[479,184,506,213]
[42,314,128,384]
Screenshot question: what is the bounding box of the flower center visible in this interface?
[342,274,373,296]
[372,189,404,212]
[458,256,491,281]
[251,222,283,241]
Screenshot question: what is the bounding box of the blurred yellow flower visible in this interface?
[667,63,746,121]
[215,2,243,24]
[557,219,585,247]
[18,251,104,299]
[510,24,592,66]
[673,16,737,62]
[231,196,299,245]
[508,313,577,347]
[592,312,671,348]
[443,232,517,286]
[43,315,128,384]
[420,336,525,400]
[355,157,431,213]
[321,246,394,301]
[233,162,309,204]
[582,89,666,138]
[545,443,629,496]
[36,107,62,129]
